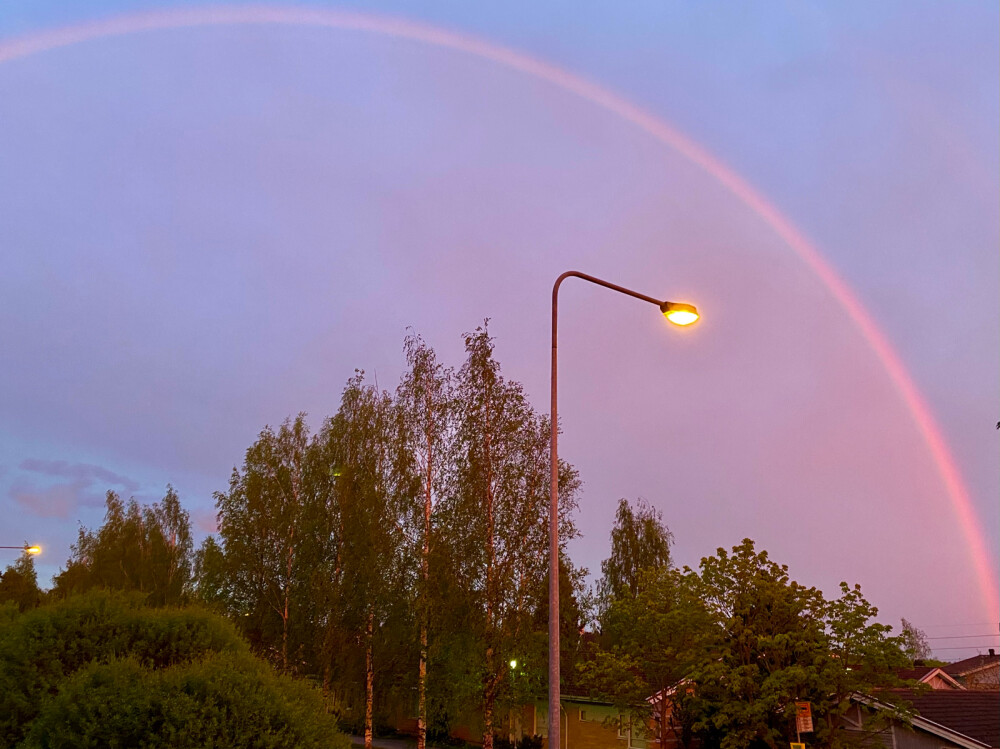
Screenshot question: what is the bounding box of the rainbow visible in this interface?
[2,5,995,615]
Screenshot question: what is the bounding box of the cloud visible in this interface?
[9,478,104,519]
[9,458,140,518]
[19,459,140,493]
[192,508,218,534]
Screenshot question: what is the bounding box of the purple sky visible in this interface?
[0,1,997,659]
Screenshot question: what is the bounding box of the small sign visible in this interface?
[795,702,813,733]
[791,743,806,749]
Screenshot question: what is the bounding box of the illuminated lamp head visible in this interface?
[660,301,699,326]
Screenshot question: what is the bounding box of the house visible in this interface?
[903,690,1000,747]
[946,651,999,690]
[848,690,1000,749]
[526,694,649,749]
[389,690,654,748]
[896,665,965,690]
[394,655,998,748]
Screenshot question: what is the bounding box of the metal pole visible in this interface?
[548,275,562,749]
[549,270,674,749]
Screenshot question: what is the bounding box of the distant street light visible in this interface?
[1,544,42,555]
[548,271,698,749]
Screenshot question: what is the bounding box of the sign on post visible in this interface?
[795,702,813,734]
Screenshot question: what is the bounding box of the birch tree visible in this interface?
[215,414,310,672]
[439,326,580,749]
[598,497,673,607]
[396,332,454,749]
[321,372,417,749]
[52,487,193,605]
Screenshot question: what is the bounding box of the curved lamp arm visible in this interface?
[547,270,697,749]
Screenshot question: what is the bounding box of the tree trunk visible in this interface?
[418,425,432,749]
[482,389,496,749]
[483,670,495,749]
[282,538,293,672]
[418,623,427,749]
[660,695,669,749]
[365,609,375,749]
[322,661,331,710]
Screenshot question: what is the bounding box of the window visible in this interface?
[618,715,629,739]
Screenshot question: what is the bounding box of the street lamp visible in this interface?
[1,544,41,555]
[548,271,698,749]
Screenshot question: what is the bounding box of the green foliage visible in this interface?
[597,497,673,609]
[0,591,248,748]
[580,540,913,749]
[433,325,581,745]
[686,540,912,749]
[320,371,418,737]
[35,328,588,744]
[532,553,587,681]
[321,372,414,632]
[581,566,712,739]
[214,414,314,672]
[51,486,193,605]
[396,331,455,746]
[190,535,230,610]
[20,652,348,749]
[0,553,42,612]
[899,618,932,662]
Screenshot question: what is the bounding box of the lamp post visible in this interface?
[548,271,698,749]
[1,545,41,555]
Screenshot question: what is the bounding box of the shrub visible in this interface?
[0,591,346,749]
[20,652,348,749]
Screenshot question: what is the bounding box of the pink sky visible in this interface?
[0,1,996,658]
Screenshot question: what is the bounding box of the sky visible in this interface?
[0,1,996,659]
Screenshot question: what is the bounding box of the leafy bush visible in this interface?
[20,652,348,749]
[0,591,346,749]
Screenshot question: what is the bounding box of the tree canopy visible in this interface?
[581,539,913,749]
[598,497,673,606]
[0,553,42,613]
[15,327,926,749]
[20,652,347,749]
[52,486,193,605]
[0,590,250,747]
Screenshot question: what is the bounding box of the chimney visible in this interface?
[990,648,995,656]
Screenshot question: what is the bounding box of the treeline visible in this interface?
[584,500,917,749]
[37,327,583,749]
[1,326,923,749]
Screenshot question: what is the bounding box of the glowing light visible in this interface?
[25,545,41,555]
[661,302,699,326]
[0,6,994,615]
[509,659,518,669]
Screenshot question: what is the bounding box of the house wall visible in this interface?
[892,723,967,749]
[963,664,999,690]
[842,709,971,749]
[533,700,651,749]
[926,673,958,690]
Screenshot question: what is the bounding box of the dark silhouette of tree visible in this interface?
[687,540,912,749]
[598,497,673,610]
[0,553,42,612]
[436,325,580,749]
[51,486,192,605]
[214,415,311,672]
[396,332,455,749]
[900,618,932,662]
